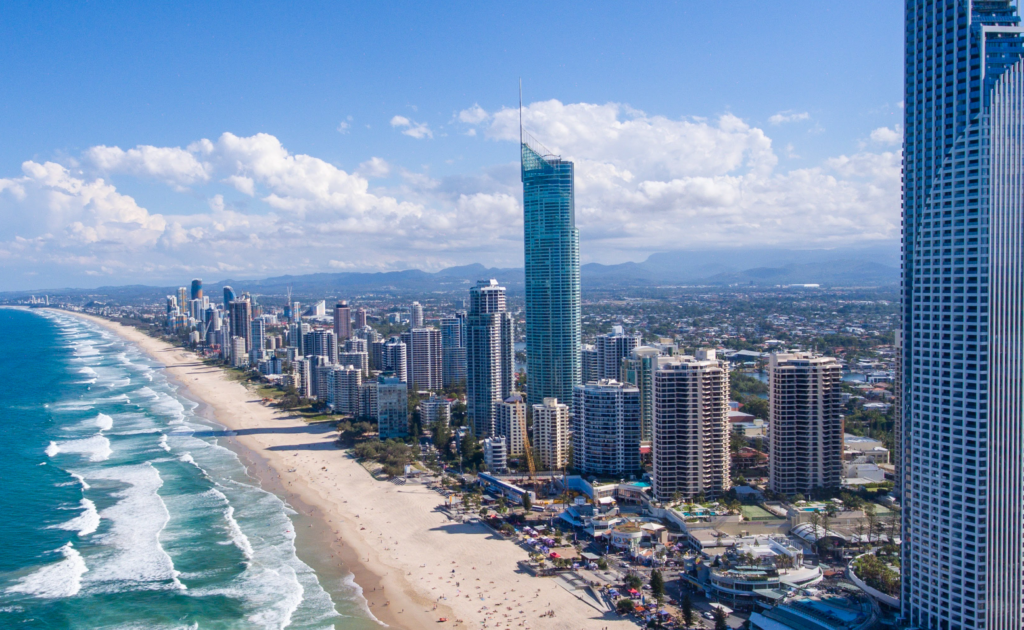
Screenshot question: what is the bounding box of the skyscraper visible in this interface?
[768,353,843,496]
[383,337,408,383]
[222,286,236,310]
[466,280,515,437]
[410,301,424,328]
[440,315,467,388]
[305,329,338,365]
[190,278,203,300]
[621,346,663,443]
[901,2,1024,627]
[250,319,266,361]
[228,298,252,352]
[595,326,642,381]
[401,328,443,391]
[522,136,581,409]
[651,351,730,502]
[572,380,641,478]
[334,301,351,341]
[377,376,408,439]
[355,307,368,329]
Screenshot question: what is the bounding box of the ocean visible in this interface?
[0,308,379,629]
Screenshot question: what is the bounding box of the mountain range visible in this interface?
[7,246,900,299]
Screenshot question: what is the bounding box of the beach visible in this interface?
[64,311,635,630]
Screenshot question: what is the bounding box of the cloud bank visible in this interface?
[0,100,901,289]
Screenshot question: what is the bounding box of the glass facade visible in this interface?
[521,141,581,409]
[901,2,1024,628]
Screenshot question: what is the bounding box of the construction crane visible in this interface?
[523,427,537,486]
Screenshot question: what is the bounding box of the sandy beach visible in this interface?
[62,311,635,630]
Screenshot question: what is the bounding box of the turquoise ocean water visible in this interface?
[0,309,378,629]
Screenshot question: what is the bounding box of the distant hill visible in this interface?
[2,246,899,299]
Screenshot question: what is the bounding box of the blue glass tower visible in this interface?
[901,2,1024,628]
[522,137,581,410]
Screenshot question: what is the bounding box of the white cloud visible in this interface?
[337,121,350,134]
[358,157,391,178]
[458,104,489,124]
[0,102,901,287]
[86,144,210,189]
[390,115,433,139]
[869,125,902,145]
[769,110,810,125]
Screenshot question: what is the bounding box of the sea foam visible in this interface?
[53,499,100,537]
[45,435,112,463]
[82,463,184,592]
[94,413,113,432]
[6,543,88,599]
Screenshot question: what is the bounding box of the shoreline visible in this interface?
[54,309,634,630]
[56,310,429,630]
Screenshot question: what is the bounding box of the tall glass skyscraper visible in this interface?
[521,138,581,410]
[901,2,1024,628]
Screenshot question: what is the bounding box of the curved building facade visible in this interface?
[521,140,581,409]
[901,2,1024,628]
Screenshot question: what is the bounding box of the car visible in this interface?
[702,611,715,620]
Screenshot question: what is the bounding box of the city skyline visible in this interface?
[0,3,905,291]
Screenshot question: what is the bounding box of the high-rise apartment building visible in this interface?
[304,329,337,365]
[410,301,424,328]
[522,138,581,409]
[250,319,266,362]
[230,336,248,368]
[901,2,1024,627]
[651,351,730,502]
[377,376,408,439]
[190,278,203,300]
[533,397,570,471]
[338,351,369,377]
[572,380,641,478]
[768,353,843,496]
[329,365,362,415]
[401,328,443,391]
[383,337,408,383]
[354,307,368,329]
[495,394,527,458]
[177,287,188,311]
[581,344,598,385]
[228,298,253,352]
[334,301,351,341]
[621,346,663,443]
[440,315,467,388]
[595,326,642,381]
[466,280,515,437]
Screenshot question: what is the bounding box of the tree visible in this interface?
[521,493,532,513]
[625,574,644,590]
[650,569,665,603]
[808,511,822,552]
[713,607,728,630]
[681,593,694,626]
[616,598,635,615]
[864,503,878,545]
[887,505,901,543]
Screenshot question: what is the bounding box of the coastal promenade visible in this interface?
[65,311,634,630]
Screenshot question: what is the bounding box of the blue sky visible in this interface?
[0,1,904,290]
